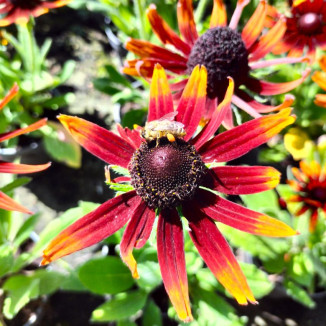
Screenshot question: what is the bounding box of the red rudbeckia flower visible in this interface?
[287,160,326,232]
[0,84,50,213]
[0,0,71,26]
[271,0,326,61]
[41,65,297,322]
[123,0,309,128]
[312,55,326,108]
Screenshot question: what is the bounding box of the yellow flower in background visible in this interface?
[284,128,314,160]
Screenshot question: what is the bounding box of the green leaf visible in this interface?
[110,165,130,176]
[287,252,314,287]
[91,290,147,322]
[43,122,81,168]
[107,183,134,192]
[136,261,162,291]
[0,245,14,277]
[284,280,316,308]
[58,60,76,84]
[121,108,148,129]
[0,177,32,193]
[241,190,278,212]
[78,256,135,295]
[142,299,162,326]
[13,214,39,247]
[240,263,274,299]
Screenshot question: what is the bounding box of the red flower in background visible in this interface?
[271,0,326,61]
[287,160,326,232]
[0,84,50,213]
[312,55,326,108]
[123,0,309,128]
[0,0,71,26]
[41,65,297,321]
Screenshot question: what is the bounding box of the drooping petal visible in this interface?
[177,0,198,45]
[148,64,174,122]
[157,209,193,322]
[0,83,18,110]
[0,118,47,143]
[117,124,143,149]
[58,115,134,168]
[232,94,261,118]
[204,165,280,194]
[176,65,207,141]
[229,0,250,29]
[249,56,308,70]
[199,109,295,163]
[184,205,256,305]
[241,0,267,49]
[146,4,191,55]
[193,78,234,150]
[120,203,155,279]
[193,190,297,237]
[0,161,51,174]
[41,191,140,265]
[209,0,227,28]
[249,16,286,61]
[0,191,32,214]
[246,68,310,96]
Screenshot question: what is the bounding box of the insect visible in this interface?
[141,112,186,144]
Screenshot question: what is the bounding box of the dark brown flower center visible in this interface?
[187,26,249,100]
[311,186,326,202]
[9,0,41,9]
[297,12,323,35]
[129,138,206,209]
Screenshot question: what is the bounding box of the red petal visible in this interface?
[205,165,280,194]
[177,0,198,45]
[146,4,191,56]
[0,118,47,143]
[0,191,32,214]
[199,109,295,163]
[157,209,193,322]
[0,161,51,174]
[148,64,174,122]
[58,115,134,168]
[193,77,234,149]
[184,205,256,305]
[0,83,18,110]
[209,0,227,28]
[117,124,143,149]
[120,203,155,279]
[176,65,207,141]
[41,191,140,265]
[194,190,298,237]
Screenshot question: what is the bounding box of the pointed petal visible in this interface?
[246,68,310,96]
[205,165,280,194]
[249,16,286,61]
[148,64,174,122]
[146,4,191,55]
[0,118,47,143]
[222,106,235,130]
[184,205,256,305]
[177,0,198,45]
[199,109,295,163]
[193,78,234,149]
[0,83,18,110]
[0,191,32,214]
[176,65,207,141]
[229,0,250,29]
[0,161,51,174]
[194,190,298,237]
[41,191,140,265]
[120,203,155,279]
[209,0,227,28]
[117,124,143,149]
[232,94,261,118]
[58,115,134,168]
[241,0,267,49]
[157,209,193,322]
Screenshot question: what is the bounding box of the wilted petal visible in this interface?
[229,0,250,29]
[184,205,256,305]
[199,109,295,163]
[0,191,32,214]
[120,203,155,279]
[209,0,227,28]
[157,209,193,322]
[0,83,18,110]
[176,65,207,141]
[177,0,198,45]
[0,161,51,174]
[205,165,280,194]
[148,64,174,122]
[0,118,47,143]
[58,115,134,168]
[195,190,297,237]
[41,191,140,265]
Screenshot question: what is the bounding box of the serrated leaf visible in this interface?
[78,256,134,295]
[91,290,147,322]
[107,183,134,192]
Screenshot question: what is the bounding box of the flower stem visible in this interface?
[195,0,211,23]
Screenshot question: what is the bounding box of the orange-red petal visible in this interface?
[209,0,227,28]
[177,0,198,45]
[0,84,18,110]
[0,191,32,214]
